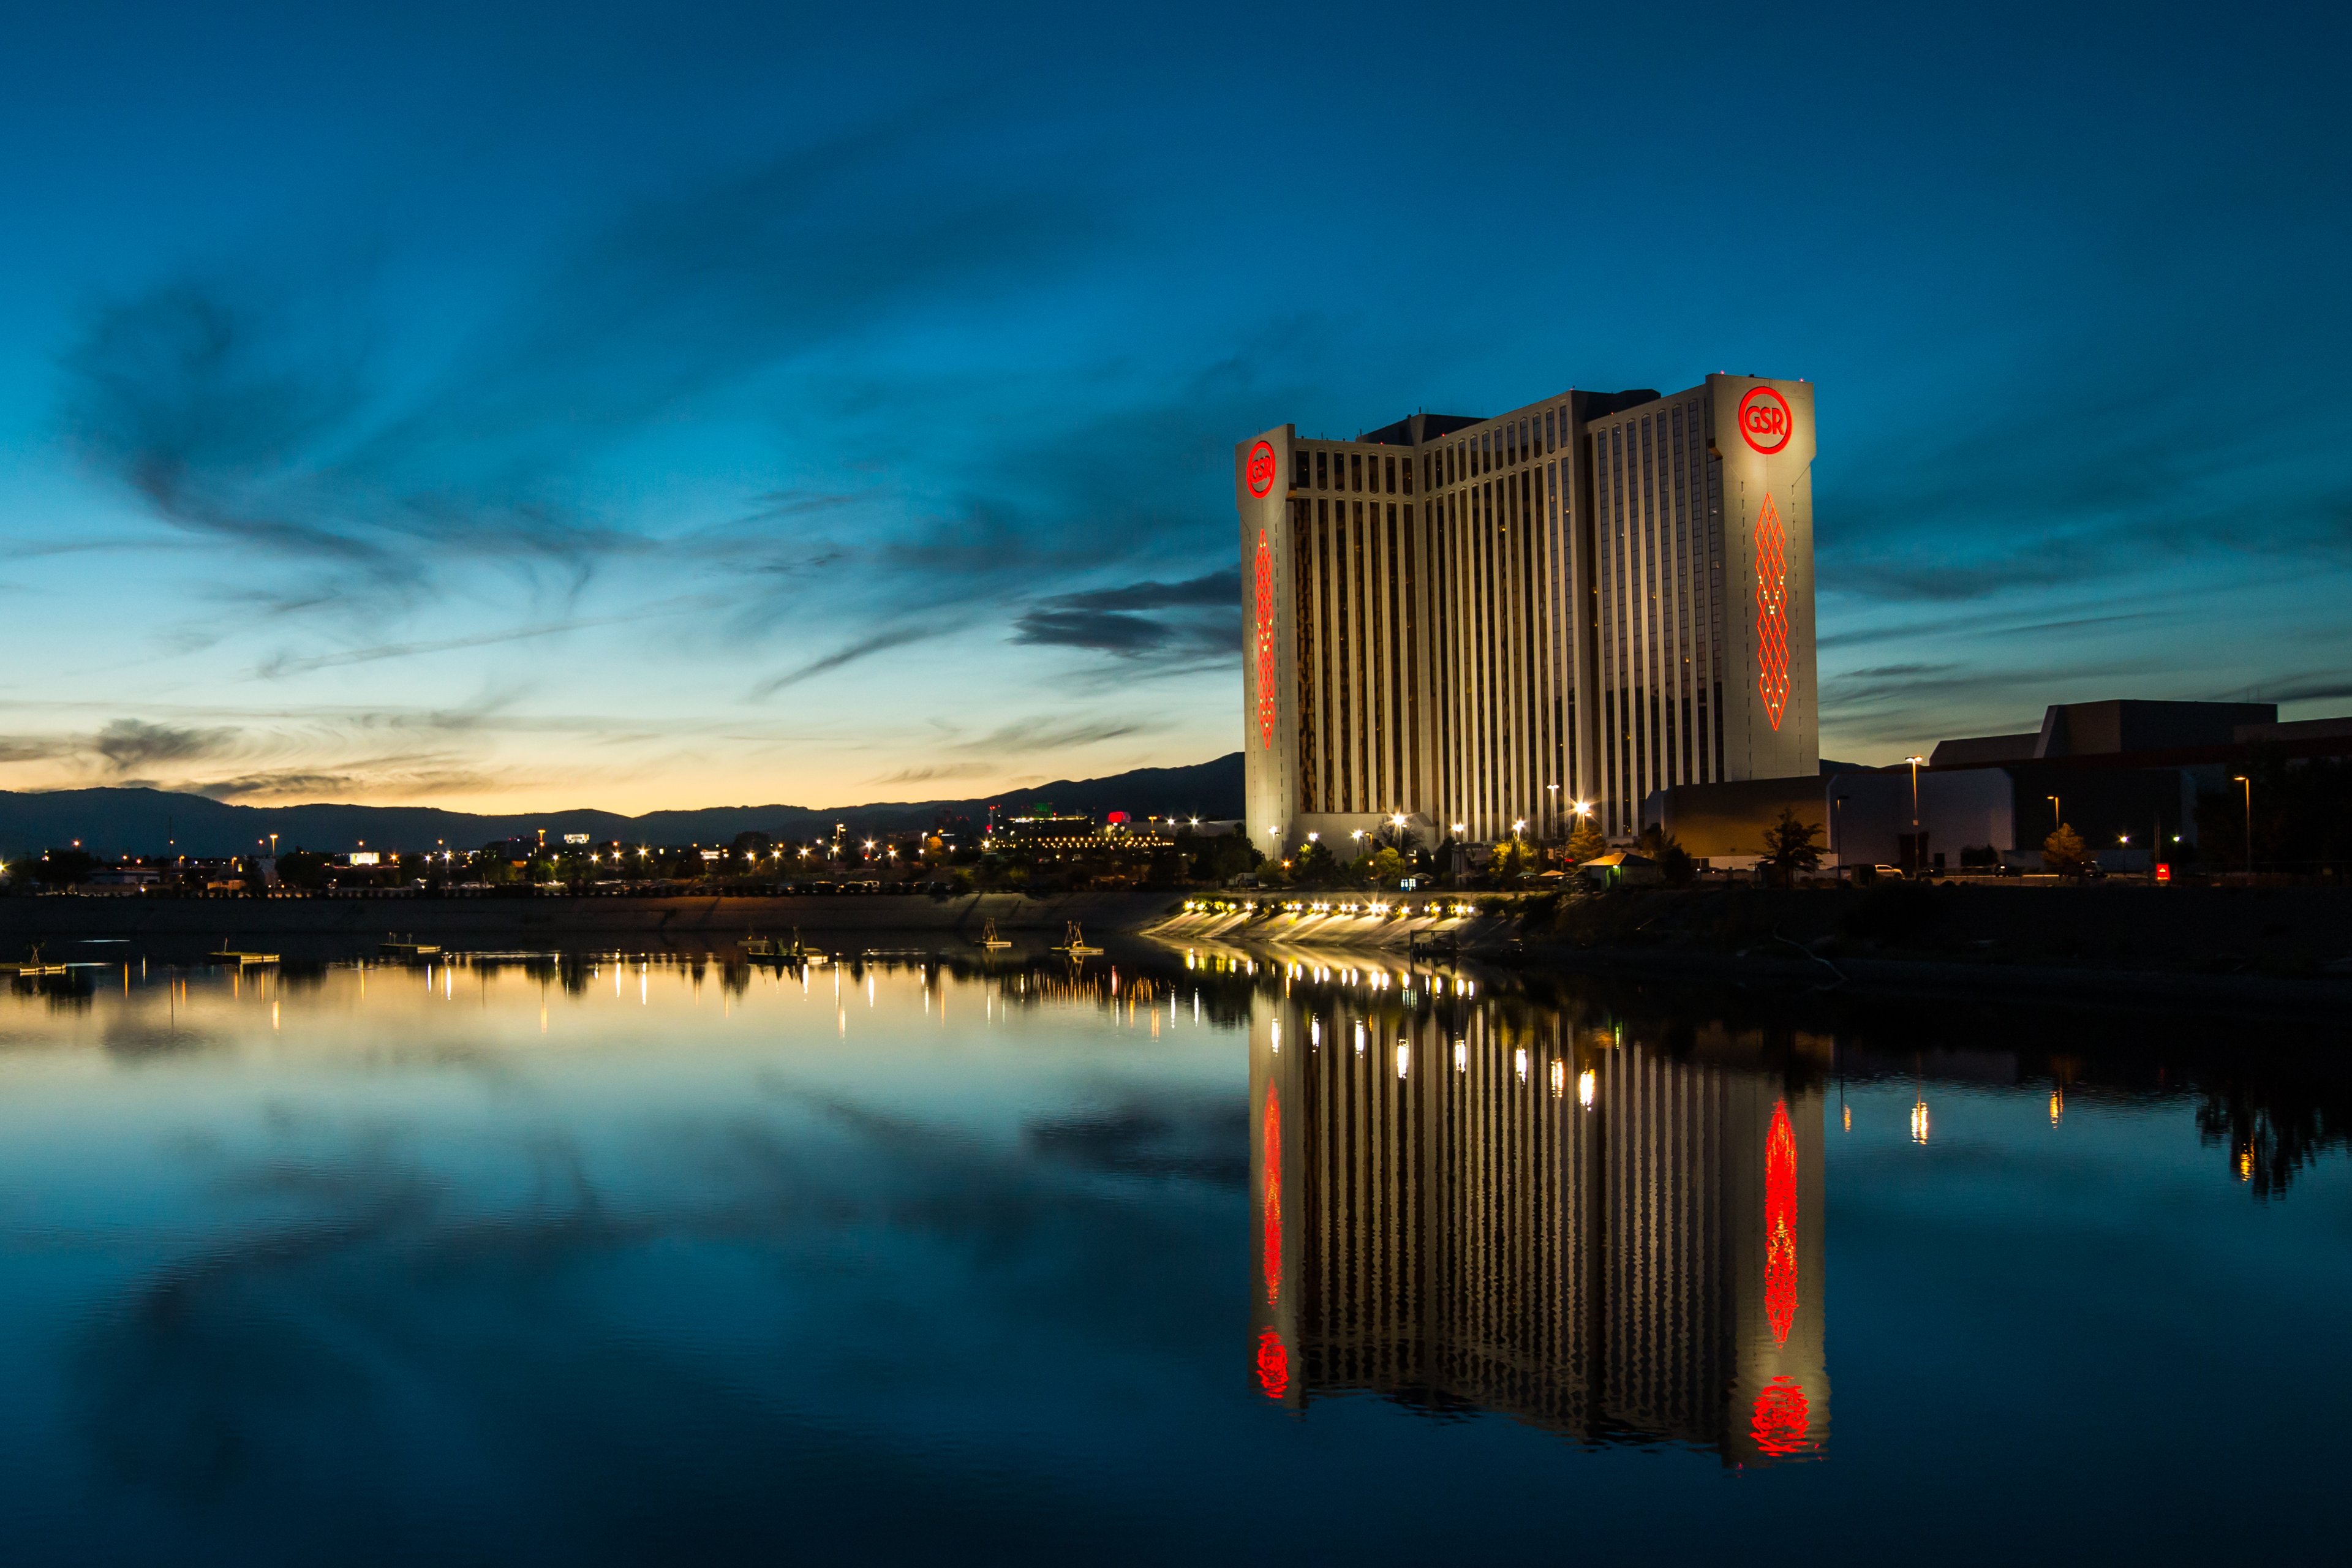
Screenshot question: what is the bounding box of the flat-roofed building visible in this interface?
[1238,375,1817,849]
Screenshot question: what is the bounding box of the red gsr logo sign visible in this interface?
[1738,386,1792,454]
[1246,440,1278,497]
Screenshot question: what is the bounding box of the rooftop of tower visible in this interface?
[1353,390,1664,447]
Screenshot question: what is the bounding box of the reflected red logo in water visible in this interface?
[1765,1098,1798,1346]
[1246,440,1278,497]
[1256,1327,1289,1399]
[1751,1376,1810,1456]
[1738,385,1792,454]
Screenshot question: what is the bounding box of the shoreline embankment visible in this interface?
[6,882,2348,1018]
[0,889,1174,957]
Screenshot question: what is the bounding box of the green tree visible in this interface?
[1370,846,1404,886]
[1185,831,1263,885]
[1292,839,1340,886]
[2041,822,2097,878]
[1566,818,1610,864]
[1489,839,1538,883]
[1761,808,1825,883]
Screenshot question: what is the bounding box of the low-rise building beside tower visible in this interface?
[1237,374,1817,853]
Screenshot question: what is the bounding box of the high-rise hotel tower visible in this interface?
[1237,376,1816,846]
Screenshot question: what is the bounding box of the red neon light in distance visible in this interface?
[1246,440,1277,497]
[1737,385,1792,454]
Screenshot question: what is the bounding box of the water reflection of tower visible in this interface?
[1248,987,1829,1463]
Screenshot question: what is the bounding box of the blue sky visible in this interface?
[0,0,2344,810]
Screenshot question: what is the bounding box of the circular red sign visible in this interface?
[1738,385,1793,454]
[1246,440,1277,497]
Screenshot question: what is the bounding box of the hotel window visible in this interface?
[1544,410,1556,452]
[1316,450,1328,489]
[1403,453,1415,495]
[1289,447,1303,489]
[1351,452,1363,492]
[1504,423,1515,466]
[1385,454,1396,494]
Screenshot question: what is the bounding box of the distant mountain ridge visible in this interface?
[0,755,1245,858]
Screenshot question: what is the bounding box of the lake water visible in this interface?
[1,941,2346,1564]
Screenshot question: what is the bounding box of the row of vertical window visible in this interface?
[1294,447,1413,496]
[1591,401,1721,835]
[1291,497,1415,815]
[1425,466,1570,839]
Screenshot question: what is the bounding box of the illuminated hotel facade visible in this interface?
[1237,376,1818,844]
[1246,987,1829,1461]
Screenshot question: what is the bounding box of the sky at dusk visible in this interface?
[1,0,2346,812]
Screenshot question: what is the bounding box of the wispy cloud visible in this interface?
[1011,570,1237,660]
[250,604,706,679]
[864,762,994,786]
[748,625,949,698]
[91,718,240,772]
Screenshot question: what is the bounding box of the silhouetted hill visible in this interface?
[0,755,1244,858]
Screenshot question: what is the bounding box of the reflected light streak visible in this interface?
[1765,1099,1798,1348]
[1262,1082,1281,1306]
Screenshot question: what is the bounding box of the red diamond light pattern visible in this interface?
[1254,532,1277,748]
[1753,494,1790,731]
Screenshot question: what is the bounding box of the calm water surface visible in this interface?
[1,941,2346,1564]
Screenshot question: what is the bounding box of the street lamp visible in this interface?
[2233,775,2252,874]
[1547,782,1558,834]
[2046,794,2060,834]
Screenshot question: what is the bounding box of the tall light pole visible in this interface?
[2233,775,2252,875]
[1904,755,1926,874]
[2046,795,2060,835]
[1547,782,1559,837]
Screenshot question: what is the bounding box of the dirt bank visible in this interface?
[0,889,1177,956]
